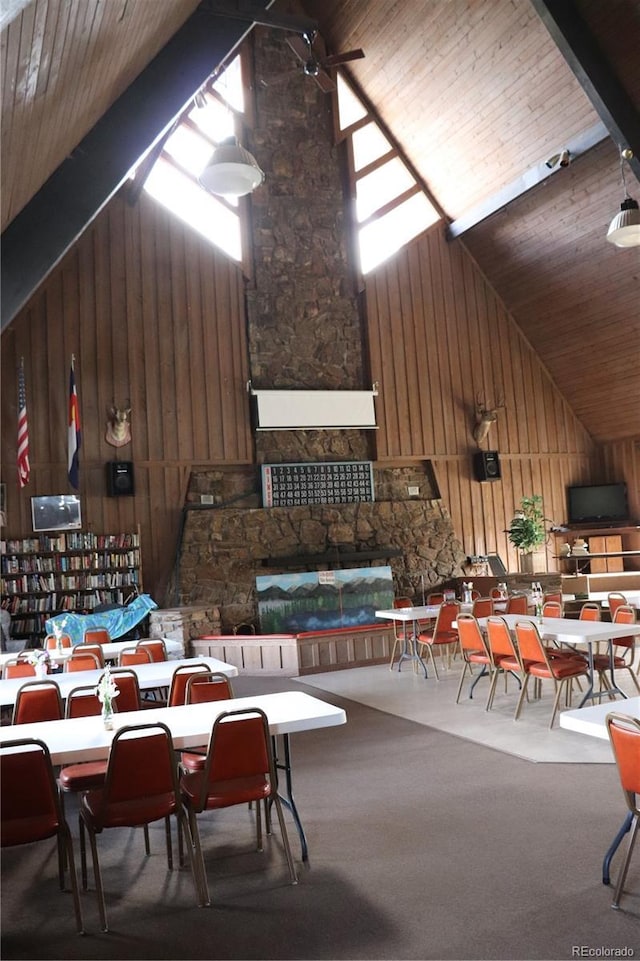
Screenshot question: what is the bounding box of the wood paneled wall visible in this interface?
[366,225,598,572]
[601,439,640,522]
[2,188,630,599]
[1,191,252,600]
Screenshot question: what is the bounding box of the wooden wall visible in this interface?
[1,191,252,600]
[2,186,631,601]
[366,225,598,572]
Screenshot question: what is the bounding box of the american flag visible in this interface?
[17,361,30,487]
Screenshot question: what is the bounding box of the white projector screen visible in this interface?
[251,389,378,430]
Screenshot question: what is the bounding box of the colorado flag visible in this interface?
[68,357,81,490]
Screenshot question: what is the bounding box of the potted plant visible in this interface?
[507,495,547,572]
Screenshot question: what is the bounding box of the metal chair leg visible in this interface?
[611,814,639,909]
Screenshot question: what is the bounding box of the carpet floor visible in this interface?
[1,674,638,961]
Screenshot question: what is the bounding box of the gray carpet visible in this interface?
[2,674,639,961]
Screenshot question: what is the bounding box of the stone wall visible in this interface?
[175,27,467,630]
[179,463,466,631]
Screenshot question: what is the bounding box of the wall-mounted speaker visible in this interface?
[106,461,135,497]
[473,450,501,482]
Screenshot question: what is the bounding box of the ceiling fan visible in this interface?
[286,30,365,92]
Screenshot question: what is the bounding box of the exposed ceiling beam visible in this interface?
[447,121,609,239]
[531,0,640,181]
[201,1,317,35]
[0,4,266,330]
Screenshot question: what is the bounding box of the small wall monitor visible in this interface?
[567,482,628,525]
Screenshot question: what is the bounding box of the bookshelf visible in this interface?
[0,528,142,643]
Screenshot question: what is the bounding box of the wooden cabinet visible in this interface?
[0,529,142,643]
[588,535,623,573]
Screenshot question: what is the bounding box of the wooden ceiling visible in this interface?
[1,0,639,443]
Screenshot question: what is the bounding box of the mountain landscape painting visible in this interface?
[256,566,395,633]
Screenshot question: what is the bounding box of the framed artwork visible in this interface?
[256,565,395,633]
[31,495,82,533]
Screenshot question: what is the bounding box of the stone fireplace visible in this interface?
[176,27,467,630]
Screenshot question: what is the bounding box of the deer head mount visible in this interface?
[472,392,505,447]
[106,403,131,448]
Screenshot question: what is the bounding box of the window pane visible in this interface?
[144,158,242,261]
[359,194,440,274]
[337,73,367,130]
[356,158,416,221]
[164,125,216,177]
[213,55,244,113]
[352,122,393,171]
[187,96,236,142]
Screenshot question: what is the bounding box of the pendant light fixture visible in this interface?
[606,148,640,248]
[199,136,264,198]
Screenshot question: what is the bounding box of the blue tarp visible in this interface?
[44,593,158,646]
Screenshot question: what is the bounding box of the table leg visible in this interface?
[271,733,308,862]
[603,810,633,885]
[578,641,627,708]
[396,620,429,678]
[602,643,628,702]
[469,665,488,698]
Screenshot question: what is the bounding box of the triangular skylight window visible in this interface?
[139,55,245,262]
[336,74,440,274]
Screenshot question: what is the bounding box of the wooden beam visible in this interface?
[447,121,609,239]
[531,0,640,179]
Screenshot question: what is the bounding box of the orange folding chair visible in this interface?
[118,647,152,667]
[416,601,460,679]
[514,620,589,728]
[167,663,212,707]
[1,737,84,933]
[44,633,72,650]
[12,680,64,724]
[593,606,640,696]
[454,613,492,704]
[136,639,167,662]
[606,712,640,909]
[79,722,202,929]
[180,708,297,906]
[180,672,236,773]
[83,628,110,646]
[64,652,102,672]
[71,643,105,666]
[506,593,528,615]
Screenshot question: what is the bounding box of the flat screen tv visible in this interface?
[567,483,629,525]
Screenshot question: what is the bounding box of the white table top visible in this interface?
[0,655,237,707]
[0,690,348,765]
[376,605,442,621]
[476,613,639,646]
[0,637,184,670]
[559,696,640,741]
[375,601,508,622]
[584,592,640,609]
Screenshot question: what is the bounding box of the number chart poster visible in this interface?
[256,566,394,634]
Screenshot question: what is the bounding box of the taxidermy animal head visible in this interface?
[106,404,131,448]
[472,392,504,447]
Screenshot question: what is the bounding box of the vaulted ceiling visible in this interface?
[1,0,639,443]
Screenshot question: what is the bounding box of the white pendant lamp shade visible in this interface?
[606,197,640,247]
[199,136,264,198]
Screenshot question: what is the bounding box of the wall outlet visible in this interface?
[200,494,214,505]
[407,486,420,496]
